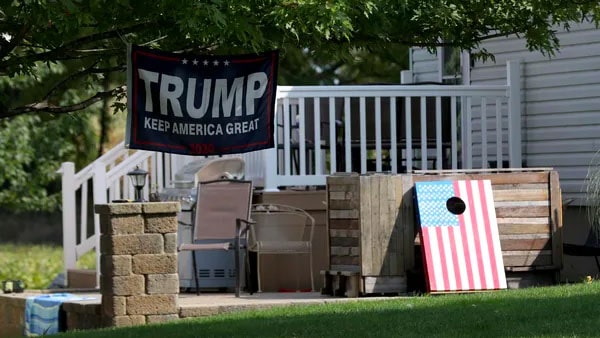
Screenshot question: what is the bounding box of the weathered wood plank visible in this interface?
[494,200,549,207]
[328,199,359,210]
[497,217,548,224]
[360,175,374,275]
[549,170,563,269]
[329,219,360,230]
[492,189,549,201]
[400,175,415,272]
[330,256,360,265]
[412,171,548,185]
[329,229,361,238]
[326,174,359,186]
[495,206,549,218]
[500,238,551,251]
[327,183,359,193]
[329,191,357,200]
[502,252,553,266]
[330,236,360,247]
[492,183,548,191]
[498,223,550,235]
[329,209,359,219]
[330,246,360,256]
[363,276,407,294]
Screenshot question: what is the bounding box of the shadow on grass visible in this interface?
[60,284,600,338]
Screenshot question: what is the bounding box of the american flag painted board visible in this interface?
[415,179,507,293]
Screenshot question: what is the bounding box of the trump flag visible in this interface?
[415,179,507,293]
[126,44,278,156]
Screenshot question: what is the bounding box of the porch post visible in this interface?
[263,147,279,191]
[507,60,522,168]
[58,161,77,284]
[93,162,108,288]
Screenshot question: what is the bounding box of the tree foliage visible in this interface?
[1,0,599,118]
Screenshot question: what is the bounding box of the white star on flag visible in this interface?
[203,60,209,66]
[212,60,219,66]
[192,59,199,65]
[223,60,230,66]
[181,58,188,64]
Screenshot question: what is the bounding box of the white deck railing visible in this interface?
[58,61,521,285]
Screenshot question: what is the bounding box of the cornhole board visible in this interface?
[415,179,507,293]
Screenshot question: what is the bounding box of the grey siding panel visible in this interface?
[410,48,439,83]
[470,21,600,204]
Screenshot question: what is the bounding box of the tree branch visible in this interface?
[3,86,126,119]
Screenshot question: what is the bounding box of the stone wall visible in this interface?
[95,202,180,327]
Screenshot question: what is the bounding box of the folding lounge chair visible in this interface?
[178,179,254,297]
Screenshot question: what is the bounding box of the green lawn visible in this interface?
[56,282,600,338]
[0,244,95,289]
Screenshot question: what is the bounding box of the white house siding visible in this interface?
[410,48,440,83]
[410,21,600,204]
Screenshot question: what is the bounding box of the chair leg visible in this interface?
[309,252,314,292]
[234,244,240,298]
[192,250,200,296]
[257,252,262,293]
[244,249,253,295]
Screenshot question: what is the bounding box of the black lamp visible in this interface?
[127,166,148,202]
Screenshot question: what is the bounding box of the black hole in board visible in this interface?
[446,197,466,215]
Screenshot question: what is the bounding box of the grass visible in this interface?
[0,244,96,289]
[54,282,600,338]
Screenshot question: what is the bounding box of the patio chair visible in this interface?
[178,179,254,297]
[249,203,315,292]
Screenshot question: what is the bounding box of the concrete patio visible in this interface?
[0,289,402,336]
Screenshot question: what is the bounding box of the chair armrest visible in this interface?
[236,218,255,237]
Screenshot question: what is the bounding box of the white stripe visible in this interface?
[471,180,494,289]
[427,228,445,291]
[458,180,481,290]
[452,226,470,290]
[440,226,457,291]
[483,180,507,288]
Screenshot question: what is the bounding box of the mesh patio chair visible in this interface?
[178,179,254,297]
[249,203,315,292]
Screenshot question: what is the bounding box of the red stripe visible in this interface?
[465,181,486,289]
[435,226,450,291]
[448,226,462,290]
[477,180,501,289]
[421,228,436,292]
[454,181,474,290]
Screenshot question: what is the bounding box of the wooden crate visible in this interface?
[409,168,563,274]
[324,168,563,295]
[325,173,414,296]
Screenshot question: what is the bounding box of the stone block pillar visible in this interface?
[95,202,180,327]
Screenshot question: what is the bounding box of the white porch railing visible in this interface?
[58,61,521,285]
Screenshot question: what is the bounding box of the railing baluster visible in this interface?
[420,97,427,170]
[314,98,322,175]
[465,97,473,169]
[435,96,442,170]
[298,98,307,175]
[344,97,352,173]
[390,97,398,173]
[283,97,291,176]
[481,97,488,169]
[375,97,382,172]
[405,97,413,172]
[360,97,367,174]
[329,97,337,174]
[496,97,503,168]
[451,96,458,169]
